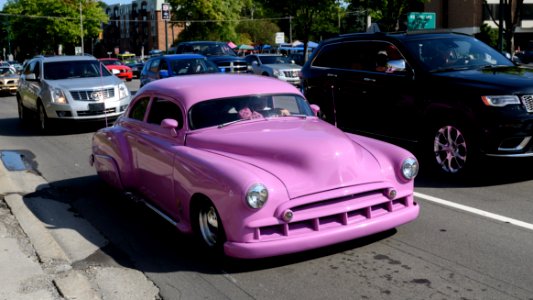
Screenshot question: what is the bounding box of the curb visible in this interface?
[1,157,101,300]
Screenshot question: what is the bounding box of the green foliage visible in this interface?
[169,0,247,43]
[235,19,280,45]
[476,23,502,49]
[349,0,427,32]
[2,0,107,60]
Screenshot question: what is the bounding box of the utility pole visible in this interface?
[289,16,292,43]
[80,2,84,54]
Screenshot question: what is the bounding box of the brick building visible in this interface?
[100,0,182,58]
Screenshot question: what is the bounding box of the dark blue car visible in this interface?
[139,54,219,87]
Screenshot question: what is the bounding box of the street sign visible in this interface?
[162,3,170,21]
[407,12,436,30]
[275,32,285,44]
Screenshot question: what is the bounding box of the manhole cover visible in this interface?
[0,151,31,171]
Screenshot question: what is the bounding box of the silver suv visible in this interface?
[17,55,131,132]
[244,54,302,86]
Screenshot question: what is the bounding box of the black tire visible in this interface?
[192,198,226,254]
[37,102,51,133]
[426,121,479,176]
[17,97,29,123]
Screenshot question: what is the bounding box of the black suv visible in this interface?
[173,41,250,73]
[301,32,533,176]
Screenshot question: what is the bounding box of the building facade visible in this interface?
[423,0,533,50]
[100,0,182,58]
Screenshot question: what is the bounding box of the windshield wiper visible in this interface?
[430,66,472,73]
[217,119,247,128]
[478,64,511,70]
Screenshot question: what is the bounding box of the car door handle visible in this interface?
[327,73,337,78]
[363,77,376,82]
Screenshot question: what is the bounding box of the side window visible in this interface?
[33,61,41,78]
[160,59,168,71]
[146,98,184,129]
[149,59,160,73]
[373,42,407,74]
[313,42,374,70]
[312,43,343,68]
[128,97,150,121]
[23,60,35,75]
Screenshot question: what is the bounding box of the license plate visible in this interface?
[89,102,105,111]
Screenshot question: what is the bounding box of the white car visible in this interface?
[245,54,301,86]
[17,55,131,133]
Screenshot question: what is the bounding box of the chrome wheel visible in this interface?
[433,125,467,174]
[198,204,221,248]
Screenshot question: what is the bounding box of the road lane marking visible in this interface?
[414,192,533,231]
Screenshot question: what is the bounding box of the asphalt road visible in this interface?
[1,80,533,299]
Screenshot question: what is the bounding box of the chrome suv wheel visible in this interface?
[433,124,468,174]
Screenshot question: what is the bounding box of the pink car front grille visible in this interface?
[253,190,410,241]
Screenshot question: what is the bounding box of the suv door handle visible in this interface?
[363,77,376,82]
[327,73,337,78]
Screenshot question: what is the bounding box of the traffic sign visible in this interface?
[275,32,285,44]
[162,3,170,20]
[407,12,436,30]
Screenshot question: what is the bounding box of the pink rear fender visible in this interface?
[92,128,134,190]
[92,154,123,190]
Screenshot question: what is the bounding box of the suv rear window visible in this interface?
[43,61,112,80]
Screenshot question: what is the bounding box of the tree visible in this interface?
[258,0,339,62]
[348,0,427,32]
[2,0,108,60]
[235,19,280,45]
[483,0,524,52]
[169,0,248,43]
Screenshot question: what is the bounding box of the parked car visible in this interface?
[172,41,250,73]
[17,55,131,132]
[124,59,145,78]
[0,66,19,95]
[7,61,23,74]
[139,54,219,87]
[301,31,533,176]
[514,50,533,64]
[245,54,302,86]
[90,74,419,259]
[98,58,133,81]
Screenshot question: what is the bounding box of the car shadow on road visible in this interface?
[414,156,533,188]
[22,174,400,277]
[0,117,114,137]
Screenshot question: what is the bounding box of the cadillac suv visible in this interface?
[17,55,131,132]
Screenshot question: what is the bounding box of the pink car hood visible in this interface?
[186,119,386,199]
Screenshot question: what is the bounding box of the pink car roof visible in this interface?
[138,74,305,109]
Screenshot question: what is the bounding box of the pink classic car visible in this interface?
[90,74,420,259]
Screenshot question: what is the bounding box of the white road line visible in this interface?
[414,192,533,231]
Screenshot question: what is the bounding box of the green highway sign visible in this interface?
[407,12,436,30]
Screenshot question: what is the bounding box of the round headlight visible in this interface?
[246,183,268,209]
[401,157,419,180]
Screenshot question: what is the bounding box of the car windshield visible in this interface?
[0,67,15,76]
[44,61,112,79]
[189,94,314,130]
[402,36,514,72]
[259,55,292,64]
[170,58,219,75]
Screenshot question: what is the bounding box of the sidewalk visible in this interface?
[0,151,160,300]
